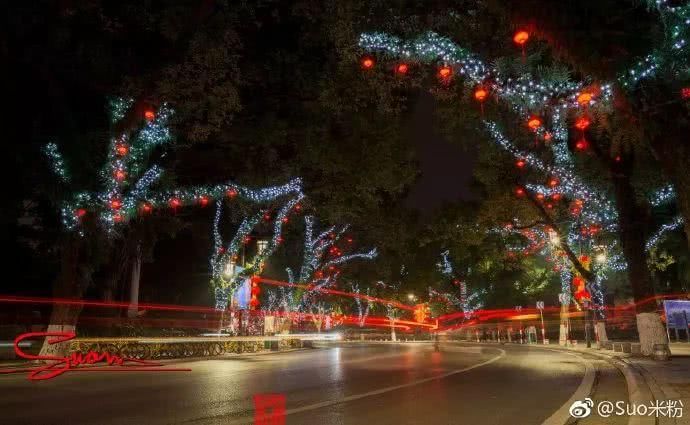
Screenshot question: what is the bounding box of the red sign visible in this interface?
[254,393,286,425]
[2,332,191,381]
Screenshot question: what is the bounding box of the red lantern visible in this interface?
[527,116,542,131]
[361,57,375,69]
[169,198,181,209]
[516,159,526,168]
[226,188,238,198]
[115,143,129,156]
[575,139,589,151]
[244,236,251,244]
[615,155,622,162]
[474,87,488,102]
[681,87,690,99]
[198,196,209,207]
[110,198,122,210]
[281,217,289,223]
[277,236,284,244]
[346,237,353,244]
[536,193,545,200]
[575,116,591,131]
[294,204,302,211]
[114,169,126,181]
[140,202,152,214]
[75,208,87,218]
[577,92,593,106]
[396,63,408,75]
[515,187,525,197]
[263,213,271,221]
[144,110,155,121]
[548,178,559,187]
[543,132,553,142]
[551,193,562,201]
[438,65,452,79]
[513,30,529,46]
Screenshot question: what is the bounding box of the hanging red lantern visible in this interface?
[115,143,129,156]
[536,193,545,200]
[575,139,589,151]
[543,132,553,142]
[263,213,271,221]
[438,65,452,79]
[681,87,690,99]
[548,177,559,187]
[515,187,525,197]
[577,92,593,106]
[294,204,302,211]
[144,110,155,121]
[114,169,126,181]
[513,30,529,46]
[546,202,554,209]
[527,115,542,131]
[551,193,562,201]
[474,87,488,102]
[226,188,238,198]
[169,198,181,209]
[75,208,87,218]
[243,236,251,244]
[140,202,152,214]
[110,198,122,210]
[575,116,591,131]
[396,63,409,75]
[281,217,289,223]
[361,57,375,69]
[615,155,622,162]
[516,159,526,168]
[198,196,209,207]
[277,236,284,244]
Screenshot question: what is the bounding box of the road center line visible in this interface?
[220,348,507,425]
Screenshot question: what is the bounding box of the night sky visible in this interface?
[405,93,475,214]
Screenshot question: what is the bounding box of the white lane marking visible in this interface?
[220,348,506,425]
[540,349,596,425]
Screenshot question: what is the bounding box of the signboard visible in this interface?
[663,300,690,330]
[536,301,544,310]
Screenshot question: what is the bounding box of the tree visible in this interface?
[357,2,689,353]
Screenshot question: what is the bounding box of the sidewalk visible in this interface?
[549,341,690,425]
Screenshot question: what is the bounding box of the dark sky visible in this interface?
[405,93,475,214]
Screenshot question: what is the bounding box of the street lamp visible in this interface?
[595,252,607,264]
[407,293,417,302]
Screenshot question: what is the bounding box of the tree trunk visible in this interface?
[559,303,569,345]
[127,244,142,318]
[611,162,668,353]
[595,321,608,342]
[39,235,91,358]
[390,320,397,341]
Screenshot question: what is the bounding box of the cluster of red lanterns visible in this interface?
[250,276,261,309]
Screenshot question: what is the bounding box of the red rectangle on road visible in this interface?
[254,393,286,425]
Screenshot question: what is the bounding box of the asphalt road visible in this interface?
[0,342,628,425]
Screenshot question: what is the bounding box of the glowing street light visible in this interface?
[595,252,607,264]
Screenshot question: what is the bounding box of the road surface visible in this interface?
[0,342,628,425]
